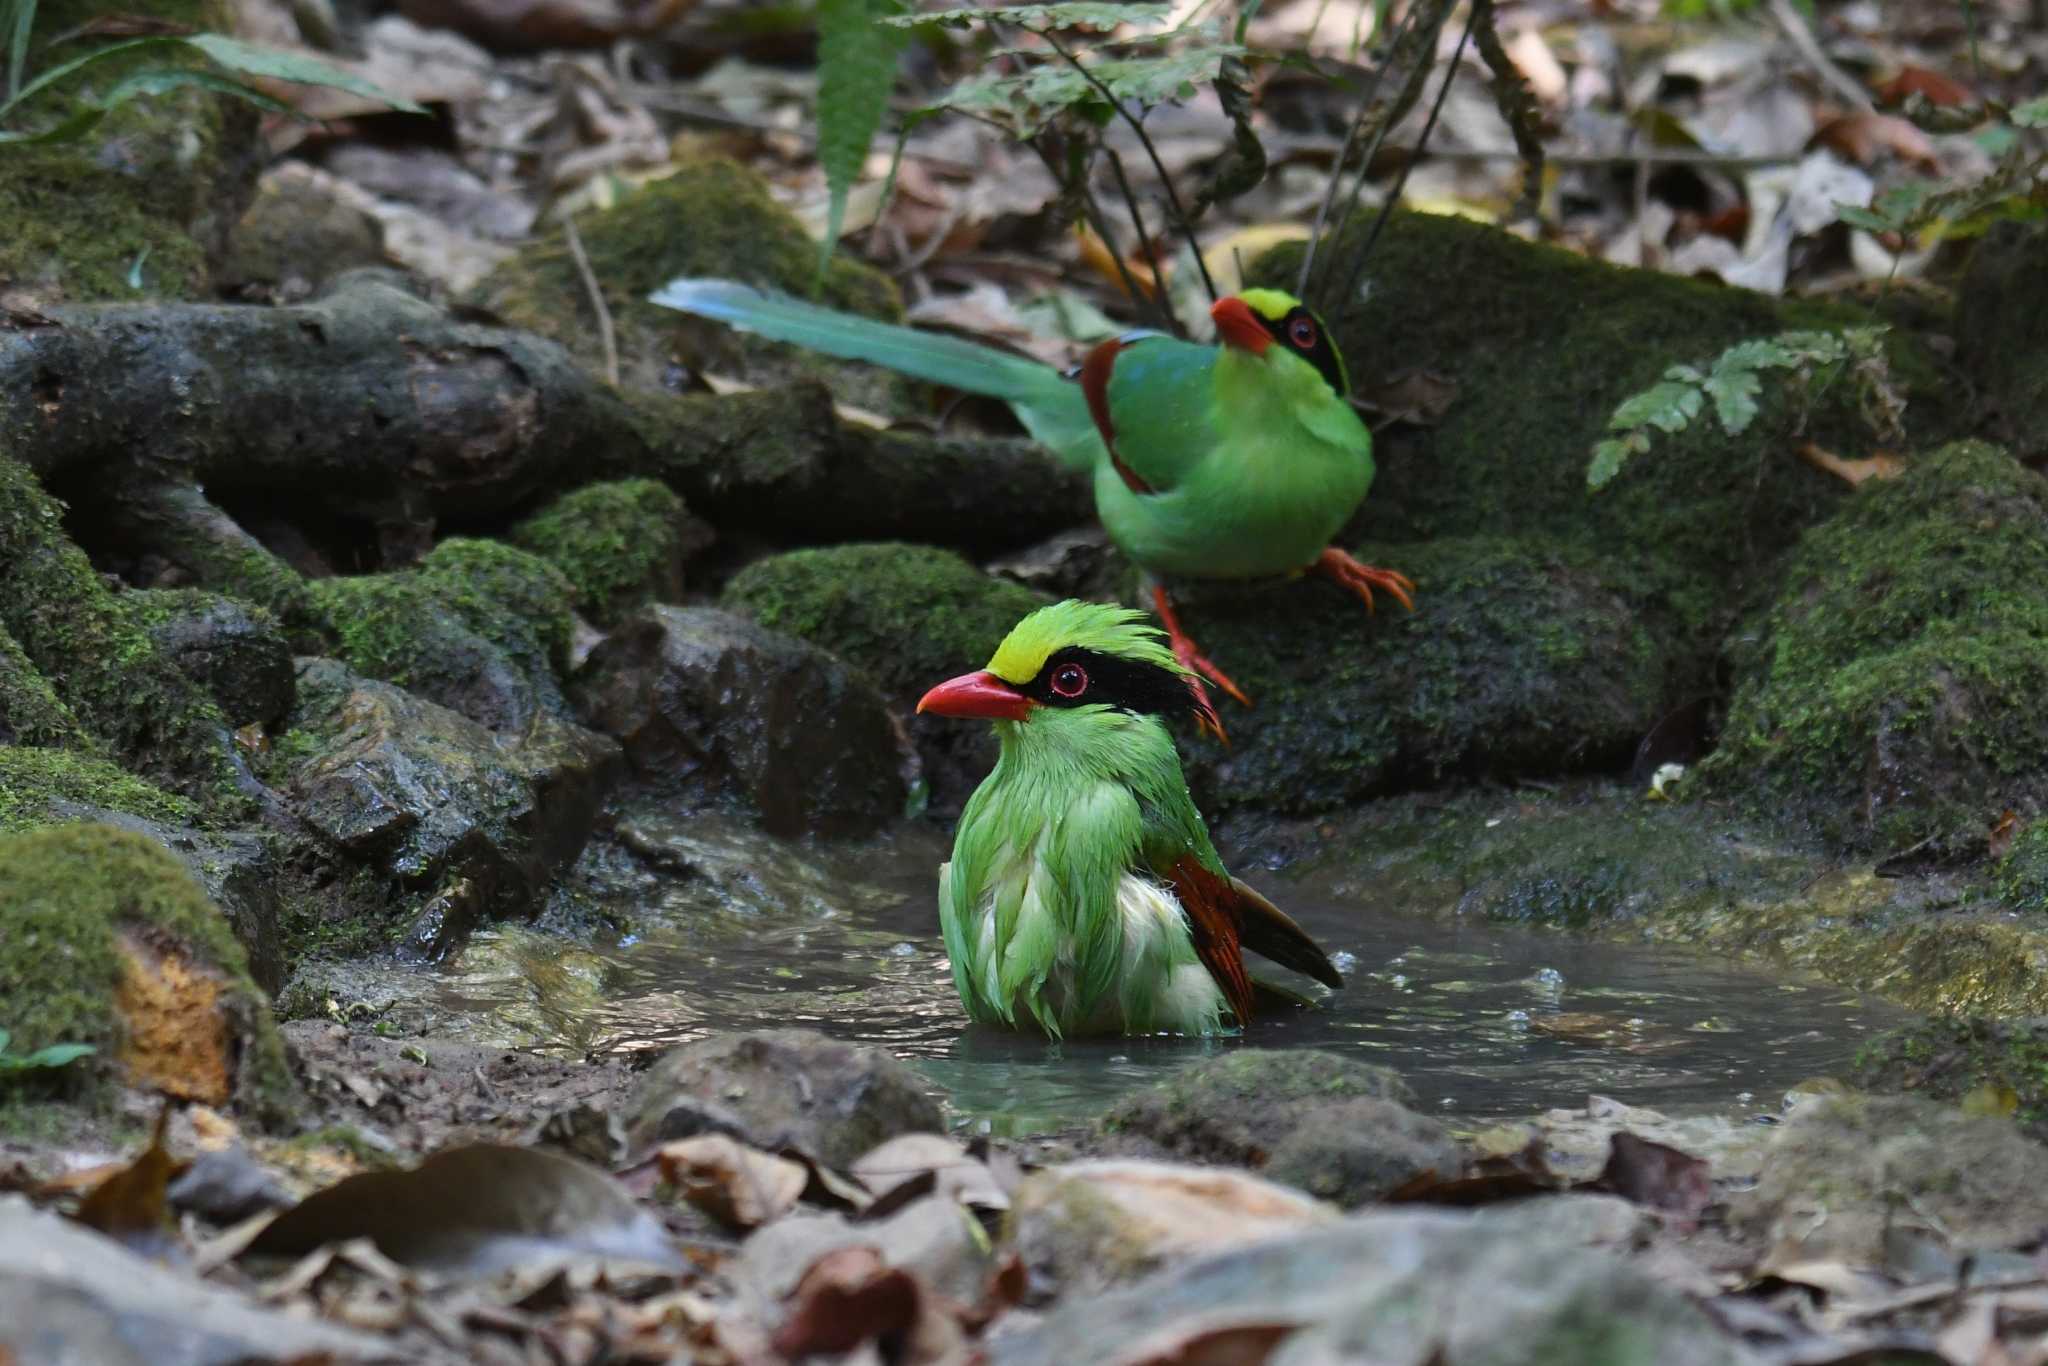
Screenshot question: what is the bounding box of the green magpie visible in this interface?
[916,599,1343,1037]
[650,279,1414,735]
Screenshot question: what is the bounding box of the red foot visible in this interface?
[1150,585,1249,744]
[1313,547,1417,614]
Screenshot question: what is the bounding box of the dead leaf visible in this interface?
[1812,113,1939,172]
[1798,442,1905,487]
[1112,1320,1294,1366]
[657,1134,807,1230]
[246,1142,683,1274]
[1589,1132,1714,1225]
[1873,66,1976,109]
[396,0,695,53]
[73,1104,187,1251]
[772,1246,966,1364]
[852,1133,1008,1214]
[1989,810,2020,861]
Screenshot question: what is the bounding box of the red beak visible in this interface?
[1210,296,1272,354]
[916,671,1034,722]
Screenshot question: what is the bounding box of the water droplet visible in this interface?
[1330,951,1358,973]
[887,941,917,958]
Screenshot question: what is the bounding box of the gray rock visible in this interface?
[286,659,620,950]
[133,589,294,728]
[625,1029,943,1168]
[992,1205,1755,1366]
[734,1194,994,1315]
[1731,1092,2048,1270]
[1100,1051,1457,1205]
[572,606,907,838]
[0,1195,398,1365]
[1956,220,2048,463]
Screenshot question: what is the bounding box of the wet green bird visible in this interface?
[915,599,1343,1037]
[650,278,1414,732]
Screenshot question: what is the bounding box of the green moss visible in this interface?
[1705,442,2048,850]
[1252,213,1960,663]
[1855,1017,2048,1141]
[722,542,1049,701]
[0,0,258,300]
[0,623,88,750]
[473,159,902,400]
[1995,821,2048,914]
[0,457,246,810]
[0,823,293,1117]
[0,746,198,835]
[510,480,695,625]
[308,537,574,717]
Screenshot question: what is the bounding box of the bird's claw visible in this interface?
[1314,547,1417,614]
[1150,583,1251,744]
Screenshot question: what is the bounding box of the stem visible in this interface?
[1102,142,1178,331]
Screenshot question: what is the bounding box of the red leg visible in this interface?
[1313,547,1416,614]
[1150,584,1249,743]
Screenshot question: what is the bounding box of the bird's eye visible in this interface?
[1289,316,1319,349]
[1050,663,1089,698]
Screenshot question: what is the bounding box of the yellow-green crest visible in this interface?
[986,600,1187,685]
[1237,287,1303,323]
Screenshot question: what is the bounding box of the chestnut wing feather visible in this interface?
[1161,856,1255,1024]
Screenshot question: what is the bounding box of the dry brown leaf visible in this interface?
[1812,112,1939,172]
[73,1104,187,1249]
[1114,1320,1293,1366]
[1076,222,1164,300]
[1990,809,2021,861]
[1590,1132,1713,1226]
[396,0,694,53]
[656,1134,807,1230]
[1384,1138,1566,1206]
[772,1246,949,1360]
[1797,442,1905,487]
[1874,65,1976,109]
[852,1133,1008,1214]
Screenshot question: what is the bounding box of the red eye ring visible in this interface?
[1050,663,1088,698]
[1289,316,1318,349]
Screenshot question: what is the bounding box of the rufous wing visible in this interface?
[1162,856,1256,1023]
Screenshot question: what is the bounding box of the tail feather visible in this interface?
[649,278,1100,468]
[1230,876,1344,989]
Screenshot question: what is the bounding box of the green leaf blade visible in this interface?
[814,0,909,286]
[183,33,425,113]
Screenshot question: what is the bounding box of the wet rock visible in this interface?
[573,606,907,837]
[126,589,294,729]
[216,164,387,304]
[1956,221,2048,462]
[0,823,294,1117]
[625,1029,943,1168]
[1854,1015,2048,1145]
[1706,441,2048,851]
[992,1203,1752,1366]
[510,479,711,626]
[1731,1093,2048,1268]
[1008,1160,1335,1297]
[167,1146,295,1223]
[285,658,620,947]
[0,1196,388,1366]
[722,542,1049,815]
[986,526,1126,602]
[311,537,576,732]
[1099,1051,1457,1204]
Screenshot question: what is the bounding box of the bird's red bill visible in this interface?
[1210,297,1272,355]
[916,671,1034,722]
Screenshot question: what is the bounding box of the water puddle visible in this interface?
[426,814,1908,1133]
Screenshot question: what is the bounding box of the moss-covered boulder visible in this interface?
[1956,221,2048,463]
[473,159,902,404]
[572,606,907,837]
[1997,820,2048,913]
[510,479,709,625]
[310,537,575,732]
[0,747,196,836]
[1705,441,2048,852]
[125,588,294,729]
[1171,536,1668,814]
[0,823,292,1117]
[216,165,387,304]
[0,0,261,300]
[723,542,1050,814]
[1853,1017,2048,1145]
[1254,213,1957,660]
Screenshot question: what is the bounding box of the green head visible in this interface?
[916,599,1217,739]
[1210,287,1350,399]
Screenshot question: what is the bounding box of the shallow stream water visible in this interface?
[426,814,1907,1133]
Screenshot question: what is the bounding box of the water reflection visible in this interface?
[430,815,1906,1132]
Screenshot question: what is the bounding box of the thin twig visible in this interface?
[562,211,619,389]
[1040,30,1218,304]
[1027,134,1164,329]
[1102,143,1177,330]
[1332,0,1482,318]
[1766,0,1871,112]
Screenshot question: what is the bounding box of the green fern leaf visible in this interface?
[815,0,908,286]
[1610,381,1701,434]
[1588,432,1649,490]
[1702,362,1762,434]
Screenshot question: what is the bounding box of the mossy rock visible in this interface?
[1996,820,2048,913]
[0,0,262,300]
[1253,212,1960,660]
[473,159,903,404]
[310,537,576,731]
[1171,535,1669,814]
[0,623,86,750]
[0,823,293,1119]
[124,588,295,729]
[1705,441,2048,851]
[0,746,197,836]
[510,479,708,625]
[1853,1016,2048,1145]
[721,542,1049,814]
[1955,221,2048,462]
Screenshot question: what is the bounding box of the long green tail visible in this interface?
[649,278,1100,469]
